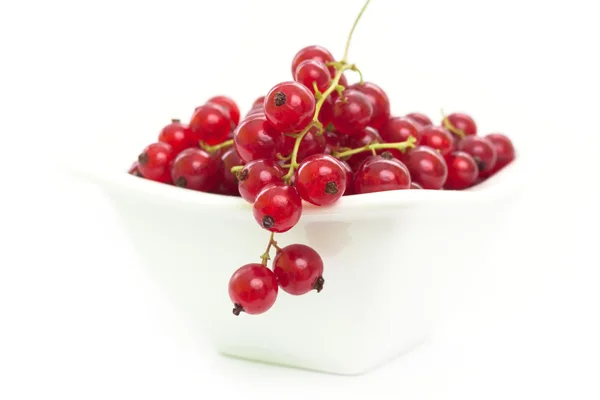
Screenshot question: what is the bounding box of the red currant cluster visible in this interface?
[127,0,515,317]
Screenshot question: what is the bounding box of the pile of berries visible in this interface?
[127,0,515,317]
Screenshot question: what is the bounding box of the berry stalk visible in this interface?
[259,231,281,265]
[282,65,353,183]
[333,136,417,159]
[281,0,373,183]
[441,110,466,139]
[201,139,234,153]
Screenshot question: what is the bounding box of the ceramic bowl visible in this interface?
[67,67,534,375]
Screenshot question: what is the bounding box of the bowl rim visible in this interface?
[68,145,531,218]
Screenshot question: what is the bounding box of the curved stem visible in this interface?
[440,109,466,139]
[343,0,372,61]
[282,65,353,183]
[281,0,373,184]
[333,136,417,159]
[200,139,234,153]
[260,232,279,265]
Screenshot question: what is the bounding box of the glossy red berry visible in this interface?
[233,114,284,163]
[291,45,335,76]
[128,161,143,177]
[485,133,515,171]
[456,136,497,176]
[331,89,373,136]
[442,112,477,137]
[278,125,326,162]
[273,244,325,295]
[237,159,285,203]
[137,142,176,183]
[189,103,232,145]
[405,112,433,128]
[229,263,278,316]
[294,60,332,94]
[379,116,421,161]
[157,118,196,154]
[295,154,347,206]
[444,151,479,190]
[344,126,382,170]
[410,182,423,189]
[348,82,390,130]
[171,148,220,192]
[264,82,316,133]
[246,105,264,118]
[220,147,243,194]
[380,116,421,144]
[318,95,335,128]
[353,152,411,194]
[208,95,240,126]
[252,96,265,108]
[420,126,455,157]
[339,160,354,195]
[253,184,303,233]
[406,146,448,190]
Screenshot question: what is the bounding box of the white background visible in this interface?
[1,0,599,399]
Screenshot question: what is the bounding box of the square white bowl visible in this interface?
[65,67,535,375]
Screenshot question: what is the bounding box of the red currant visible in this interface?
[233,114,284,163]
[295,154,347,206]
[456,136,497,176]
[252,96,265,107]
[405,112,433,128]
[331,89,373,136]
[318,95,335,128]
[420,125,455,157]
[246,105,264,118]
[171,148,221,192]
[294,60,332,94]
[128,161,143,177]
[353,152,411,194]
[237,159,285,203]
[348,82,390,130]
[137,142,176,183]
[279,125,326,162]
[443,112,477,136]
[379,116,421,144]
[406,146,448,190]
[158,118,196,154]
[345,126,382,170]
[337,73,349,88]
[208,95,240,126]
[339,160,354,195]
[291,45,335,76]
[220,147,243,194]
[229,263,278,316]
[253,184,302,233]
[484,133,515,172]
[410,182,422,189]
[264,82,316,133]
[189,103,232,145]
[273,244,325,295]
[444,151,479,190]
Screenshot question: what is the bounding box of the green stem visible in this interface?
[333,136,417,159]
[343,0,372,61]
[281,0,372,184]
[200,139,234,153]
[282,66,351,183]
[230,165,243,174]
[440,109,466,139]
[260,232,280,265]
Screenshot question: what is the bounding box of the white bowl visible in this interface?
[66,68,535,375]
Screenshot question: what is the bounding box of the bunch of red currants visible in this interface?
[127,1,515,317]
